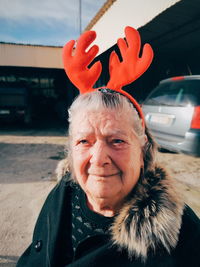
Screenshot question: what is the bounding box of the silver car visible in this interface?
[142,75,200,157]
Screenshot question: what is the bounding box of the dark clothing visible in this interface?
[16,169,200,267]
[71,184,114,251]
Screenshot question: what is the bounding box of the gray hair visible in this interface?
[58,90,157,182]
[68,90,145,139]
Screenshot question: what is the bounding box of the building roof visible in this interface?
[0,41,62,48]
[83,0,182,54]
[84,0,117,31]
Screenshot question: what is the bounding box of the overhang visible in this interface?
[87,0,182,54]
[138,0,200,58]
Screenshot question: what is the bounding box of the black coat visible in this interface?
[17,168,200,267]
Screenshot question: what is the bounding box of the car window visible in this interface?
[144,80,200,106]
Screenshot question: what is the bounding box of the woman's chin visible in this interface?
[87,185,121,201]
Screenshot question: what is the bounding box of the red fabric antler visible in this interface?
[107,26,153,90]
[62,30,102,94]
[62,26,154,127]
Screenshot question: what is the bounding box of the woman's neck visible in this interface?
[86,195,122,217]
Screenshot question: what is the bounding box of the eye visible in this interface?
[74,139,91,148]
[112,139,124,144]
[79,139,88,144]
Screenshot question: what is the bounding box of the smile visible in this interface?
[89,173,120,177]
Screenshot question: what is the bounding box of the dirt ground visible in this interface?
[0,127,200,267]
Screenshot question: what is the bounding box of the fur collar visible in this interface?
[110,165,184,261]
[56,160,184,261]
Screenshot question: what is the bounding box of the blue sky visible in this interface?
[0,0,106,46]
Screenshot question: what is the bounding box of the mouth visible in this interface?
[88,172,121,178]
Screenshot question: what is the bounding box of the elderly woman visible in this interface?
[17,27,200,267]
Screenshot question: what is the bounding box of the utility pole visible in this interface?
[79,0,82,34]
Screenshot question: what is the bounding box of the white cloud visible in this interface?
[0,0,106,28]
[0,0,106,45]
[0,0,75,19]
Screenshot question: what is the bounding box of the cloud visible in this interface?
[0,0,106,45]
[0,0,105,28]
[0,0,75,19]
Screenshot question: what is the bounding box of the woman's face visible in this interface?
[71,107,144,211]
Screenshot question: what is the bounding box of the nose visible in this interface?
[89,141,111,166]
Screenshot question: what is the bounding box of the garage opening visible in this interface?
[0,66,78,130]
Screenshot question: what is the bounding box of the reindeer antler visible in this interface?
[62,30,102,94]
[107,26,153,90]
[62,26,154,128]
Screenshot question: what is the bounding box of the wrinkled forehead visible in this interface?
[70,107,138,137]
[72,105,132,124]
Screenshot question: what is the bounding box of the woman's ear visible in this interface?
[144,134,148,144]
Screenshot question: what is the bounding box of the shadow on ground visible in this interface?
[0,255,18,267]
[0,143,65,184]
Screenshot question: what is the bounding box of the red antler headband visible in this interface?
[62,26,154,127]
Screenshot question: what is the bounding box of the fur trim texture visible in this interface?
[55,158,70,181]
[110,165,184,261]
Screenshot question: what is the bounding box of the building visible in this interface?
[0,43,77,124]
[1,0,200,124]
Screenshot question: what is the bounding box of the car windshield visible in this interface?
[144,79,200,107]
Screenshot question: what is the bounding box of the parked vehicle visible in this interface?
[142,75,200,157]
[0,83,32,125]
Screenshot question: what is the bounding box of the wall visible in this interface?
[0,43,63,69]
[91,0,181,54]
